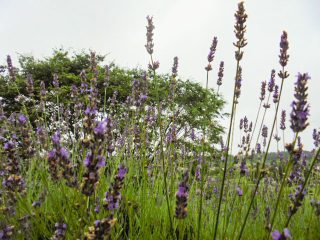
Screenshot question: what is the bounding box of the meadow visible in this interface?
[0,2,320,239]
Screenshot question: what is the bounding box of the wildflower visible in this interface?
[235,66,242,100]
[148,61,160,71]
[260,81,267,101]
[103,164,127,211]
[290,73,310,133]
[217,61,224,86]
[272,228,291,240]
[51,222,67,240]
[273,85,279,103]
[205,37,218,71]
[236,186,243,196]
[288,184,306,217]
[26,73,34,97]
[84,217,116,240]
[280,110,286,130]
[312,129,320,147]
[175,171,189,219]
[6,55,15,81]
[145,16,155,55]
[53,73,59,88]
[172,56,178,78]
[279,31,289,67]
[233,1,248,61]
[268,70,276,92]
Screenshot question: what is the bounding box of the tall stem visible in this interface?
[213,47,240,240]
[150,55,174,235]
[237,69,285,240]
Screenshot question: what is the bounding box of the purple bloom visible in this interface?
[18,114,27,125]
[280,110,286,130]
[217,61,224,86]
[290,73,310,133]
[236,186,243,196]
[272,228,291,240]
[260,81,267,101]
[175,171,189,219]
[145,16,155,55]
[279,31,289,67]
[273,85,279,103]
[268,69,276,92]
[205,37,218,71]
[172,56,178,77]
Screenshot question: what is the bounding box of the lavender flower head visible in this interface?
[233,1,248,54]
[312,129,320,147]
[279,31,289,67]
[175,171,189,219]
[273,85,279,103]
[53,73,59,88]
[6,55,15,81]
[290,73,310,133]
[280,110,286,130]
[217,61,224,86]
[145,16,155,55]
[205,37,218,71]
[172,56,178,78]
[268,69,276,92]
[260,81,266,101]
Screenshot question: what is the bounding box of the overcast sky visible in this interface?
[1,0,319,153]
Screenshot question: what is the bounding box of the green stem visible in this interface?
[237,68,286,240]
[213,47,241,239]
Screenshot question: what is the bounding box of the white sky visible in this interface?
[1,0,319,152]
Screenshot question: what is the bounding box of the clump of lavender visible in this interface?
[205,37,218,71]
[290,73,310,133]
[175,171,189,219]
[84,217,116,240]
[103,164,127,211]
[271,228,292,240]
[51,222,67,240]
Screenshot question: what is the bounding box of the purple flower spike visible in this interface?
[280,110,286,130]
[290,73,310,133]
[217,61,224,86]
[145,15,155,55]
[268,69,276,92]
[172,56,178,77]
[260,81,267,101]
[279,31,289,67]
